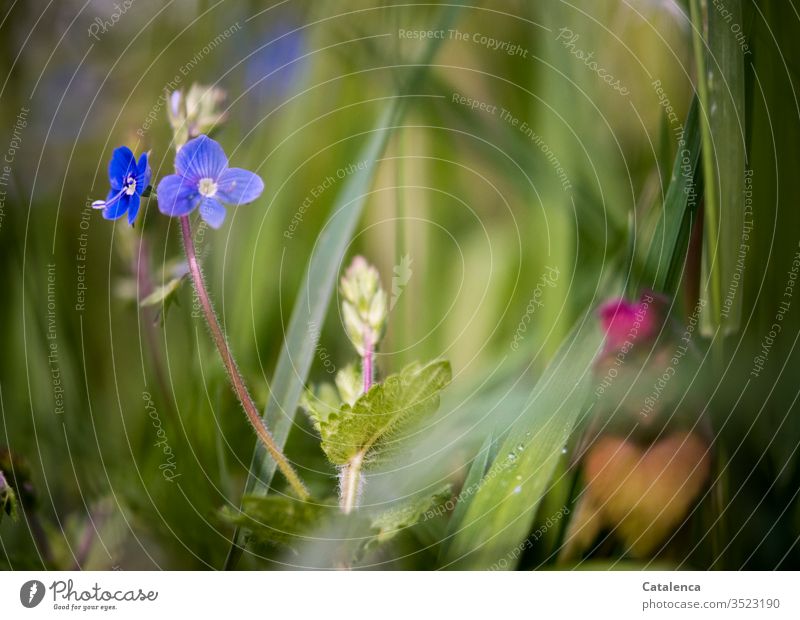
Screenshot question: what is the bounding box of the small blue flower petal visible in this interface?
[94,145,149,225]
[136,152,151,188]
[175,135,228,183]
[216,168,264,205]
[126,194,141,225]
[156,174,200,217]
[198,197,227,229]
[103,193,131,220]
[154,136,261,228]
[109,146,136,190]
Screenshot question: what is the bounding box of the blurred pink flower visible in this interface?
[598,290,668,353]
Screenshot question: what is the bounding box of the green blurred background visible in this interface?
[1,0,799,569]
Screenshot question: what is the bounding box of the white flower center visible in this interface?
[198,177,218,197]
[123,175,137,195]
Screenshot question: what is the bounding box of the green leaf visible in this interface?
[443,318,602,569]
[301,364,364,431]
[300,382,341,432]
[220,496,329,549]
[139,273,186,308]
[367,484,453,549]
[137,258,189,325]
[226,490,460,561]
[318,360,452,467]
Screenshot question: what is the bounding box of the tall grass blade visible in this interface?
[637,98,702,296]
[437,431,495,562]
[699,0,747,335]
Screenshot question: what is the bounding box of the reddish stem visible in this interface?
[362,331,373,393]
[179,215,309,499]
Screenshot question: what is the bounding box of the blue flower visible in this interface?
[92,146,151,225]
[156,135,264,229]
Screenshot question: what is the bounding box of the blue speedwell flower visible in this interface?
[156,135,264,229]
[92,146,151,225]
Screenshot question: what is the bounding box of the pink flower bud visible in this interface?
[598,290,669,354]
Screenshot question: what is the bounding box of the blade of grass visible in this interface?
[437,431,495,563]
[636,97,702,296]
[697,0,747,336]
[688,0,723,350]
[224,4,463,568]
[442,316,602,569]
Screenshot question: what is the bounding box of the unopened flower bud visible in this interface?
[597,290,668,355]
[167,89,188,149]
[167,83,228,150]
[340,256,387,356]
[169,90,182,121]
[186,83,227,132]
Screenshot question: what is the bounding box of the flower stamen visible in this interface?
[123,174,137,196]
[198,177,218,197]
[92,188,126,210]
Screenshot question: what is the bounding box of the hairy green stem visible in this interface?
[339,453,364,514]
[179,215,310,500]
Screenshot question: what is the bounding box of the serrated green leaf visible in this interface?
[443,318,601,569]
[318,360,451,467]
[367,484,452,549]
[300,383,341,432]
[301,362,367,431]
